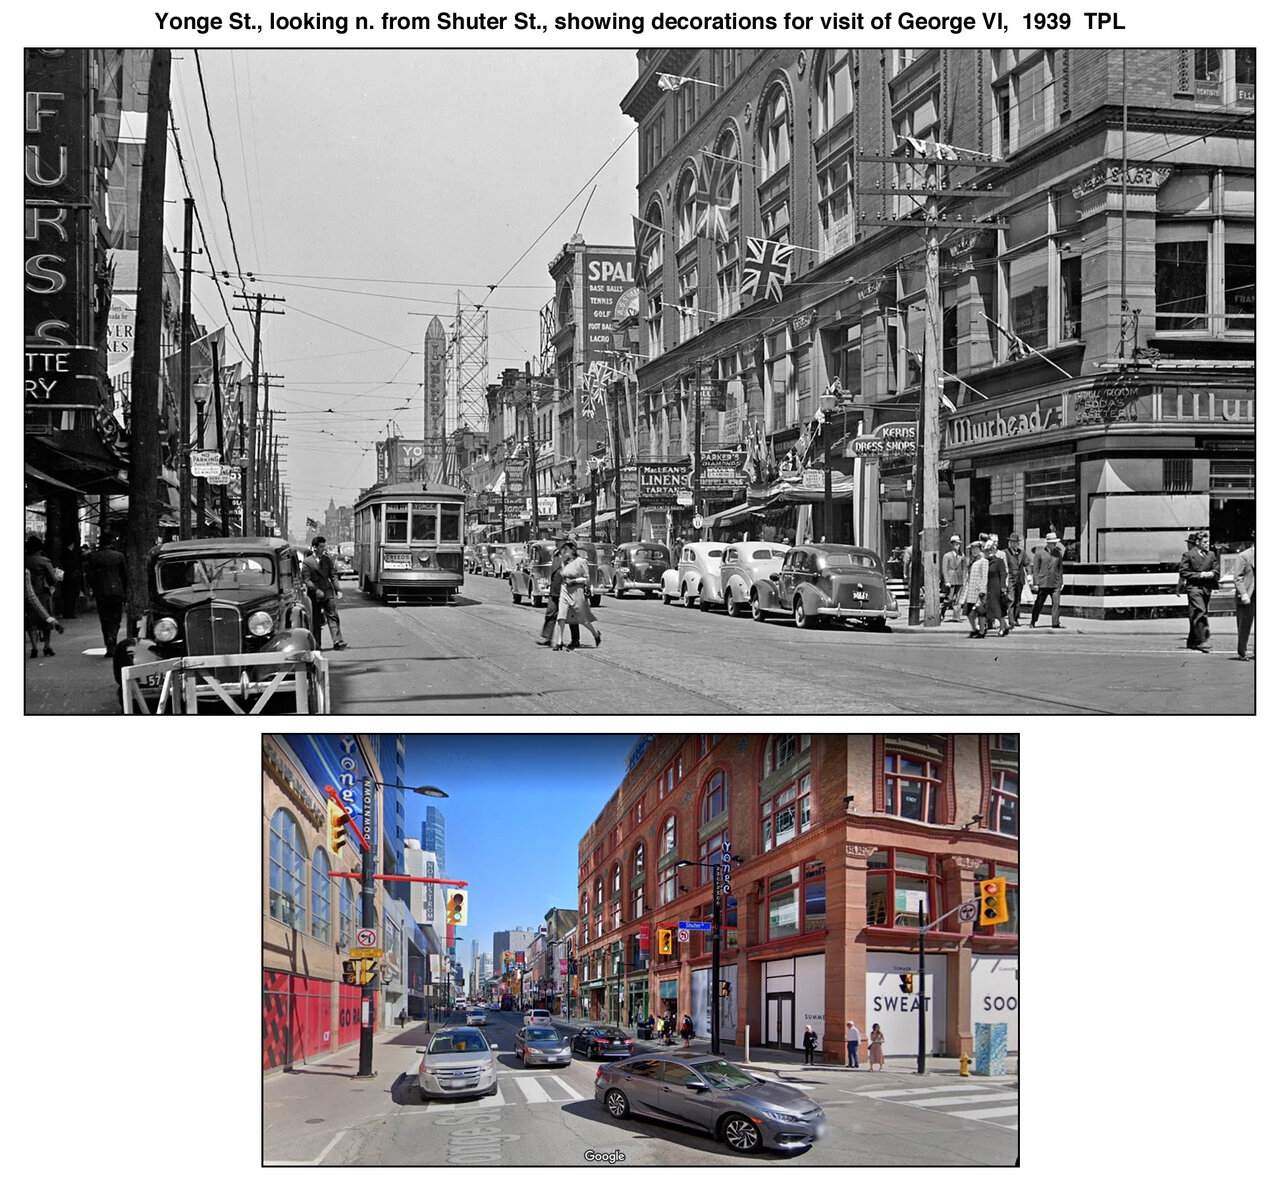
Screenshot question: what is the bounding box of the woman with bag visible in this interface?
[680,1013,694,1048]
[868,1023,885,1070]
[961,541,989,639]
[983,538,1011,637]
[552,540,601,650]
[802,1025,818,1065]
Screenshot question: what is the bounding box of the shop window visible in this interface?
[310,847,332,943]
[1060,255,1082,340]
[987,770,1019,836]
[268,808,306,930]
[1023,465,1076,540]
[760,867,801,941]
[884,751,943,824]
[866,849,938,928]
[974,863,1019,935]
[761,774,812,851]
[804,860,826,932]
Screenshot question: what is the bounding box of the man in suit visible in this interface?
[1233,534,1255,661]
[1005,535,1032,628]
[535,544,580,648]
[1177,530,1219,653]
[302,536,348,650]
[1029,532,1065,628]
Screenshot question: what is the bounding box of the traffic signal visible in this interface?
[342,960,357,986]
[719,980,731,997]
[328,799,348,855]
[446,890,468,925]
[658,928,673,956]
[898,973,914,994]
[977,877,1009,926]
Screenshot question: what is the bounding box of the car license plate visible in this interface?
[444,1079,467,1088]
[815,1122,827,1139]
[141,673,164,688]
[850,591,869,601]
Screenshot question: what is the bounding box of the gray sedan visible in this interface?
[514,1025,572,1068]
[593,1052,825,1154]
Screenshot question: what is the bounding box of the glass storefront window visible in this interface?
[804,861,826,932]
[866,850,937,928]
[1155,239,1209,330]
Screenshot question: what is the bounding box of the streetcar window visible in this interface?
[440,507,461,542]
[411,506,437,543]
[385,503,409,543]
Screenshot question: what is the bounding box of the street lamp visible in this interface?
[819,387,839,543]
[353,778,449,1076]
[674,852,744,1055]
[193,380,211,537]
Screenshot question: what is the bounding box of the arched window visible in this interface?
[612,862,622,894]
[642,198,665,361]
[701,771,728,825]
[660,814,677,856]
[712,129,742,316]
[760,86,791,179]
[558,282,573,329]
[676,167,699,248]
[595,878,604,907]
[311,847,332,942]
[268,808,306,930]
[339,878,356,949]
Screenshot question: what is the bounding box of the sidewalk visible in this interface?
[23,610,122,715]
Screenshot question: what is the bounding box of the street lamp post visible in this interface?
[193,381,211,537]
[675,849,742,1056]
[355,778,448,1079]
[819,388,838,543]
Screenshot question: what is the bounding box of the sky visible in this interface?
[401,733,642,973]
[164,49,639,533]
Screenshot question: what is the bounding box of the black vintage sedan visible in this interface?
[570,1024,634,1059]
[609,541,671,598]
[749,543,899,629]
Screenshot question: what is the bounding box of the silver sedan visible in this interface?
[514,1025,572,1068]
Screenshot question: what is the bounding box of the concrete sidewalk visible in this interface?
[23,609,122,715]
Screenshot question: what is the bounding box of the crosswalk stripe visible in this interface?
[868,1085,998,1098]
[514,1076,552,1103]
[910,1093,1020,1108]
[546,1074,587,1101]
[946,1105,1020,1121]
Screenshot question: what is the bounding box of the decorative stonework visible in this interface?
[1070,162,1172,199]
[951,855,984,872]
[846,843,879,859]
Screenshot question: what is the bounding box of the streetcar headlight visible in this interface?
[153,617,178,643]
[247,611,274,637]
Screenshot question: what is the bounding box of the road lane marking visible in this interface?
[514,1076,552,1103]
[264,1130,346,1166]
[910,1092,1021,1107]
[546,1074,587,1100]
[864,1084,999,1098]
[476,1090,506,1107]
[947,1105,1020,1121]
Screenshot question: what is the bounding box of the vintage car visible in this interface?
[576,541,607,607]
[749,543,898,629]
[660,542,727,609]
[493,542,528,580]
[475,542,499,577]
[610,541,671,598]
[509,540,559,607]
[462,544,477,573]
[113,537,319,707]
[720,541,790,617]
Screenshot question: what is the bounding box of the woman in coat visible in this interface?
[802,1025,818,1065]
[961,541,989,638]
[553,540,601,650]
[983,539,1011,637]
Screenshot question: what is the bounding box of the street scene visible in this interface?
[264,734,1019,1166]
[24,48,1254,714]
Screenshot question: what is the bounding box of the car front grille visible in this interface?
[184,603,242,656]
[433,1065,485,1082]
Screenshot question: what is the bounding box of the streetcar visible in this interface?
[353,482,466,603]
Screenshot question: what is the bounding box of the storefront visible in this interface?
[690,964,737,1042]
[969,955,1019,1053]
[758,952,825,1051]
[866,951,950,1058]
[656,974,679,1019]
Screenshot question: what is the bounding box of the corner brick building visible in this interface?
[575,734,1018,1062]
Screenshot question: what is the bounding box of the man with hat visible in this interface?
[1005,534,1032,628]
[941,534,966,622]
[1177,530,1219,653]
[1233,531,1255,661]
[535,539,581,649]
[1029,532,1065,628]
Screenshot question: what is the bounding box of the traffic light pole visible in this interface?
[357,775,377,1077]
[917,900,927,1075]
[711,864,721,1056]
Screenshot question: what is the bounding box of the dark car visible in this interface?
[509,540,559,607]
[610,541,671,598]
[594,1052,826,1154]
[571,1024,633,1060]
[750,543,899,629]
[113,537,315,697]
[576,542,607,607]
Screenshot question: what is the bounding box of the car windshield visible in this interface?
[697,1059,763,1090]
[525,1028,561,1043]
[635,547,666,561]
[595,1027,626,1038]
[468,1010,484,1016]
[157,554,274,590]
[820,551,878,570]
[428,1031,489,1054]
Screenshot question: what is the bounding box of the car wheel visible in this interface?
[794,599,812,629]
[590,595,601,608]
[661,592,672,605]
[589,1043,599,1060]
[750,592,765,622]
[698,595,710,611]
[613,580,625,599]
[604,1089,630,1120]
[532,595,543,609]
[643,590,653,598]
[725,591,742,618]
[512,591,522,604]
[721,1114,762,1153]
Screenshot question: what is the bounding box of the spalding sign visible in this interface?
[587,259,635,284]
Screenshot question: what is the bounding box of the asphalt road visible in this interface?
[266,1011,1016,1167]
[320,572,1252,714]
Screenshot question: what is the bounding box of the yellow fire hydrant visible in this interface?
[959,1052,970,1077]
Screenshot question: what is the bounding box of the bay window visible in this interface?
[866,850,939,928]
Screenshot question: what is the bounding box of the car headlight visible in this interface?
[247,610,274,637]
[153,616,178,642]
[537,580,549,591]
[765,1111,809,1125]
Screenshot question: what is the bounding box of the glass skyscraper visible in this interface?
[421,805,446,876]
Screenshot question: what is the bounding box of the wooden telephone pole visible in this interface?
[232,293,284,535]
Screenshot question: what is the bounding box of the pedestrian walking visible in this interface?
[24,536,60,655]
[961,541,989,638]
[1005,535,1031,627]
[984,539,1010,637]
[845,1020,861,1068]
[802,1024,818,1065]
[900,541,913,594]
[25,567,64,658]
[941,535,965,622]
[85,533,128,657]
[302,536,348,650]
[58,538,84,619]
[1177,530,1219,653]
[552,540,601,650]
[868,1024,885,1070]
[535,547,580,648]
[680,1013,694,1048]
[1234,534,1255,661]
[1029,532,1066,627]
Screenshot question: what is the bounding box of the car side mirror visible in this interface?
[685,1080,710,1092]
[417,1047,426,1054]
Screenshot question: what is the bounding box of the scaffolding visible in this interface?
[449,291,489,437]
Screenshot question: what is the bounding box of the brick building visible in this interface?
[575,734,1018,1062]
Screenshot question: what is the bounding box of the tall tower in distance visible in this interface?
[421,805,446,877]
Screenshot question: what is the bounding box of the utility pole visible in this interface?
[693,368,704,540]
[124,48,171,628]
[525,362,539,540]
[211,339,230,536]
[233,293,284,536]
[178,196,194,539]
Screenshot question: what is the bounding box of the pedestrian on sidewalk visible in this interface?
[535,545,579,648]
[58,538,84,619]
[1029,532,1065,628]
[25,567,64,658]
[845,1020,861,1068]
[868,1024,885,1070]
[1234,534,1255,661]
[1005,535,1031,628]
[680,1013,694,1048]
[941,535,965,622]
[85,533,127,657]
[984,538,1010,638]
[25,536,60,656]
[303,536,348,651]
[552,540,601,651]
[1177,530,1219,653]
[802,1025,818,1065]
[961,541,988,638]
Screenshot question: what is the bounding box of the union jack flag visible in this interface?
[741,237,793,303]
[694,150,734,242]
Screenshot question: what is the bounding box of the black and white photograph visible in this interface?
[23,44,1255,714]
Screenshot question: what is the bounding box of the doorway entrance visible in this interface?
[765,991,794,1049]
